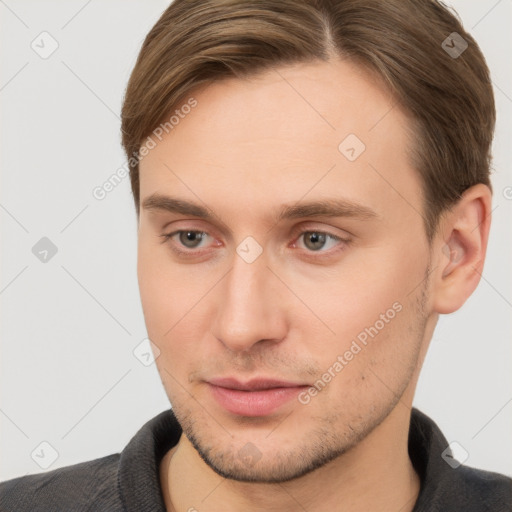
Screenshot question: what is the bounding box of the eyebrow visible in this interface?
[141,193,379,223]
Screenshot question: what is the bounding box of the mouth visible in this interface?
[206,377,310,417]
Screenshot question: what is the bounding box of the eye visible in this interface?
[296,231,342,252]
[292,229,350,254]
[160,230,212,250]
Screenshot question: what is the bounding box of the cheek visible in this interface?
[287,243,426,375]
[137,237,188,352]
[293,246,421,325]
[137,241,167,331]
[137,238,202,330]
[137,249,195,388]
[137,239,221,370]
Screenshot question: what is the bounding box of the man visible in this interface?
[1,0,511,510]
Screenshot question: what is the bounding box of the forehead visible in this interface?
[139,57,421,227]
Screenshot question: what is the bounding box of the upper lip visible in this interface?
[207,377,308,391]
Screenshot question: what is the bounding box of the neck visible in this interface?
[160,403,420,512]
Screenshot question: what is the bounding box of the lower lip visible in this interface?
[208,383,308,417]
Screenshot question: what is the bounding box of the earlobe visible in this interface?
[431,184,492,314]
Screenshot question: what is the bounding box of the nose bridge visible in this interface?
[212,249,285,351]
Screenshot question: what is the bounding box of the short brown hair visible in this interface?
[121,0,495,241]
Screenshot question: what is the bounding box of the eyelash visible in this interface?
[159,227,350,259]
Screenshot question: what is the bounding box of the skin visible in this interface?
[136,57,491,512]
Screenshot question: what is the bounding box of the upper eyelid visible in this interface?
[161,221,228,244]
[289,225,346,239]
[165,226,344,239]
[162,219,351,237]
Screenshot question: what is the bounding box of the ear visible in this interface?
[431,184,492,314]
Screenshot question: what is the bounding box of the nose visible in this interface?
[210,248,288,353]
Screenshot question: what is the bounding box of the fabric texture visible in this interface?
[0,407,510,511]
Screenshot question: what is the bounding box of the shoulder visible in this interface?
[409,408,512,511]
[451,464,512,510]
[0,408,180,512]
[0,453,124,512]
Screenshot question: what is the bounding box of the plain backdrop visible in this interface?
[1,0,511,481]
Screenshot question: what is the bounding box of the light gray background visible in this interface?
[1,0,511,481]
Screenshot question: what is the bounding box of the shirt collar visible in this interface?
[118,409,181,512]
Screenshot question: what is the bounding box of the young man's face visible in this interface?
[137,58,437,482]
